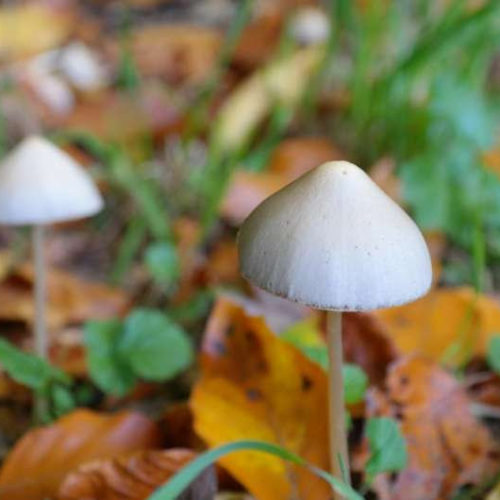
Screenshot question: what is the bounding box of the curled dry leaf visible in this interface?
[0,409,162,500]
[58,449,217,500]
[367,355,500,500]
[191,296,331,500]
[375,287,500,366]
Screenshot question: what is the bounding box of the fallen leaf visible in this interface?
[233,13,284,71]
[343,312,398,386]
[214,47,322,154]
[367,355,500,500]
[107,24,221,86]
[0,263,130,331]
[375,287,500,366]
[0,409,162,500]
[58,449,217,500]
[191,296,331,500]
[63,86,182,152]
[0,4,73,60]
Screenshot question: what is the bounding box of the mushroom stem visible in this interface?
[33,224,47,359]
[327,310,350,495]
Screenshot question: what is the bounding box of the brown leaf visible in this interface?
[58,449,217,500]
[191,296,331,500]
[367,355,500,500]
[0,409,162,500]
[0,4,74,60]
[233,13,284,71]
[63,87,182,150]
[107,25,221,86]
[343,312,398,386]
[0,263,130,331]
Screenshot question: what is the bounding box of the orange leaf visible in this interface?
[222,137,342,224]
[191,296,331,500]
[58,449,216,500]
[367,355,500,500]
[0,409,162,500]
[375,287,500,365]
[0,263,130,330]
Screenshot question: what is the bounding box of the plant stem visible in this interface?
[327,310,350,497]
[33,225,48,359]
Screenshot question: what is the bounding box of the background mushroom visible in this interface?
[237,160,432,494]
[0,135,103,359]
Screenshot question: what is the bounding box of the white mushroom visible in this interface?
[290,7,330,46]
[238,160,431,493]
[0,135,103,359]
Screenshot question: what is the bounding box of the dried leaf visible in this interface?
[343,312,398,386]
[375,287,500,366]
[0,4,73,60]
[367,355,500,500]
[0,263,130,331]
[191,296,331,500]
[108,25,221,86]
[215,48,322,154]
[0,409,162,500]
[58,449,217,500]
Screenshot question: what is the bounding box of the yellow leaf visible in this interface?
[375,287,500,365]
[0,4,72,60]
[191,296,331,500]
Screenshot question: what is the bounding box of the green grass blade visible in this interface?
[147,440,363,500]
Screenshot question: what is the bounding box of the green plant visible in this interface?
[0,338,75,422]
[365,417,407,485]
[487,335,500,374]
[85,308,193,396]
[147,440,364,500]
[329,0,500,267]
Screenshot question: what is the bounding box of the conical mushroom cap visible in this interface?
[0,136,103,225]
[238,161,432,311]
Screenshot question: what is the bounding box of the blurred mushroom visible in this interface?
[0,136,103,359]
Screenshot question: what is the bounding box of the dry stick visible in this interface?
[327,311,350,498]
[33,224,47,359]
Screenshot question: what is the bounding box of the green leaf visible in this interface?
[487,335,500,374]
[343,364,368,405]
[0,338,69,391]
[84,320,136,396]
[144,241,180,287]
[50,384,76,417]
[119,309,193,381]
[365,417,407,481]
[147,440,363,500]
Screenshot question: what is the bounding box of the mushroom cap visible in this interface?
[238,161,432,311]
[0,136,103,225]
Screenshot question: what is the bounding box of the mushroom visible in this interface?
[0,136,103,359]
[237,161,431,493]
